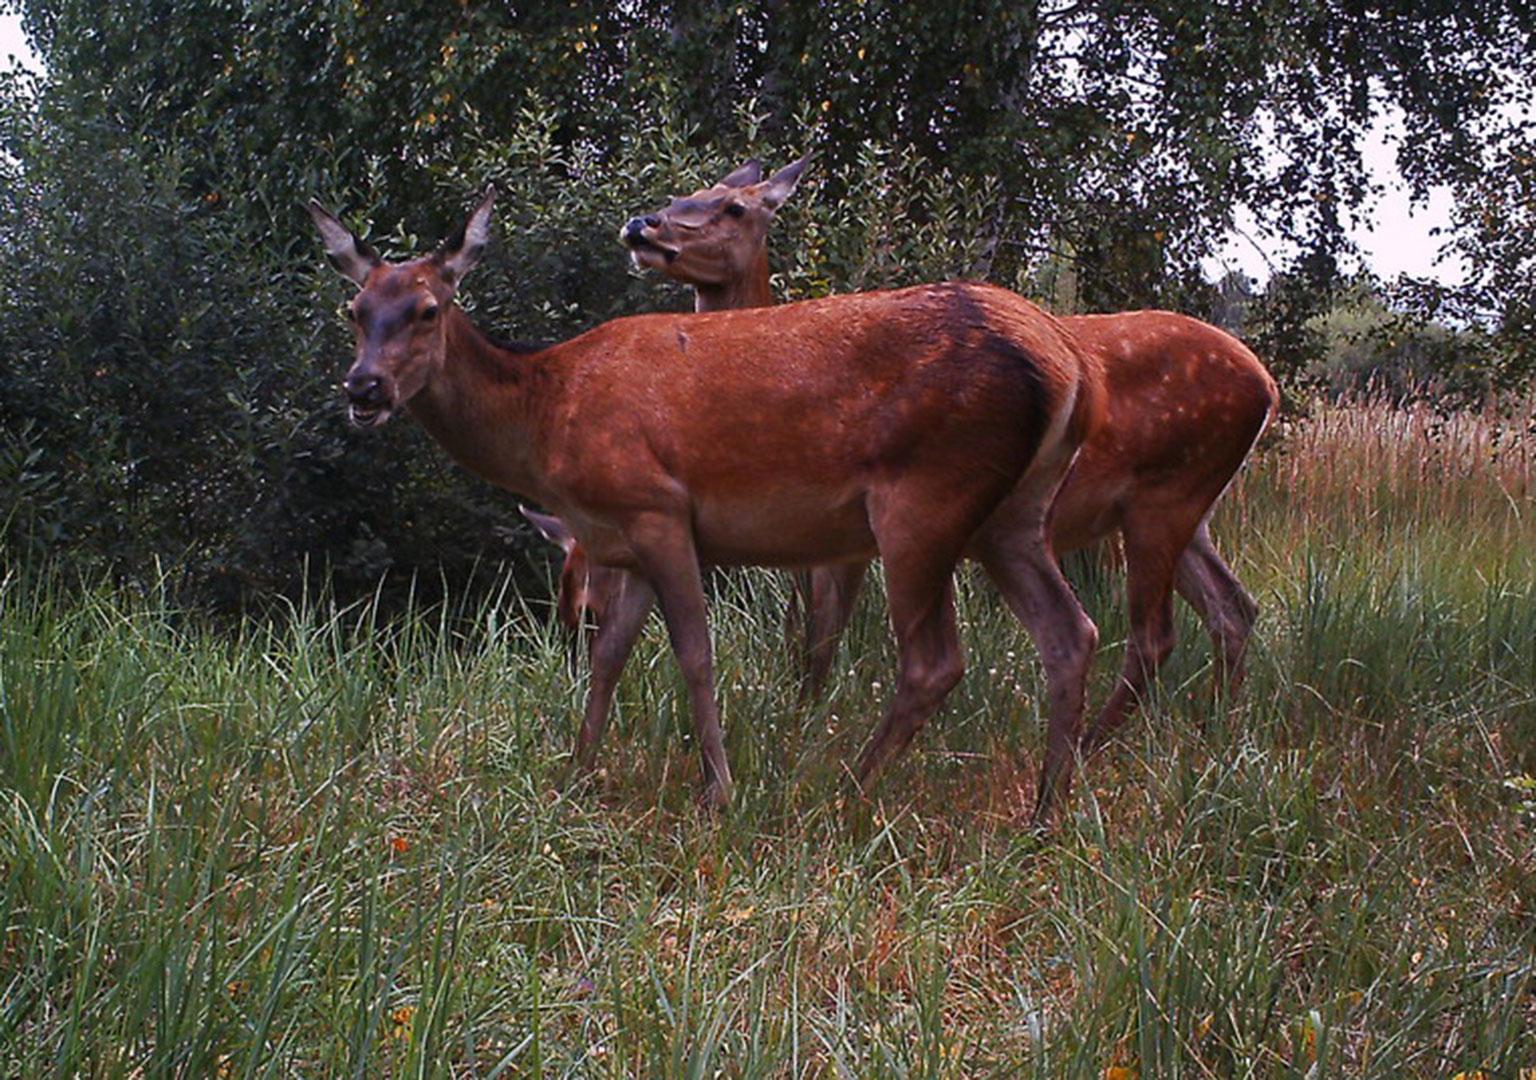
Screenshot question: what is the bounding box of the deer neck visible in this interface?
[406,306,556,501]
[693,246,774,312]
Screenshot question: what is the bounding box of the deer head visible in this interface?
[618,156,810,290]
[308,188,495,427]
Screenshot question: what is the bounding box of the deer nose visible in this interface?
[622,216,656,242]
[343,372,387,405]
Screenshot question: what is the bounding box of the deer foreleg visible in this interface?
[627,514,733,809]
[573,571,655,773]
[1079,518,1183,756]
[853,563,964,790]
[852,482,998,790]
[975,535,1098,827]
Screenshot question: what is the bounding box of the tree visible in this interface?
[12,1,1532,313]
[1310,277,1491,398]
[1,0,1532,604]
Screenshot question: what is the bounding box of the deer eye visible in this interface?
[724,203,746,218]
[420,302,439,322]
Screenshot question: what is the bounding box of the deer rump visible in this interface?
[525,282,1080,572]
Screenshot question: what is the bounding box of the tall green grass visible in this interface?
[3,397,1534,1077]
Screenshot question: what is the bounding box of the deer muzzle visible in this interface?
[343,369,394,428]
[619,217,677,264]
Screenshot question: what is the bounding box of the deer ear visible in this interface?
[759,154,812,211]
[435,185,496,285]
[718,159,764,188]
[519,505,577,554]
[307,200,380,286]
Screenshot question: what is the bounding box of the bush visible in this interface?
[0,95,548,608]
[0,86,1016,611]
[1307,279,1495,401]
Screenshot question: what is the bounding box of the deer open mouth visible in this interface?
[348,402,393,428]
[624,233,679,266]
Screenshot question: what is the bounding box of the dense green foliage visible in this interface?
[1308,278,1477,396]
[13,0,1532,296]
[1,1,1532,606]
[2,398,1533,1075]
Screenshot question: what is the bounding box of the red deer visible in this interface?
[308,188,1104,817]
[538,157,1277,766]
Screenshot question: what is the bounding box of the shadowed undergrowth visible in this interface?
[3,398,1534,1077]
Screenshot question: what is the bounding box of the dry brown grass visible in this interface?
[1229,391,1535,540]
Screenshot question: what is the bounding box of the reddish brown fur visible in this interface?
[797,311,1275,740]
[539,161,1276,807]
[310,190,1102,813]
[1053,312,1276,554]
[622,157,784,313]
[510,288,1083,570]
[1055,313,1277,744]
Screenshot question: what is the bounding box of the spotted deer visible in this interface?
[310,188,1104,818]
[537,156,1277,770]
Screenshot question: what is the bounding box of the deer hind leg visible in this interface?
[573,571,655,774]
[1078,510,1193,757]
[1175,522,1259,692]
[965,438,1100,824]
[852,560,964,790]
[852,485,991,790]
[625,513,733,809]
[800,561,870,699]
[973,527,1098,826]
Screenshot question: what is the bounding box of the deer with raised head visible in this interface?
[537,156,1277,770]
[523,159,816,667]
[309,187,1104,817]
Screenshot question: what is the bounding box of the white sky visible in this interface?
[0,13,1465,288]
[1,12,30,71]
[1200,108,1467,288]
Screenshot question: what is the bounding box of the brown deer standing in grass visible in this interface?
[535,156,1278,765]
[309,187,1105,818]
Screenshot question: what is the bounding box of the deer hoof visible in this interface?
[697,779,733,812]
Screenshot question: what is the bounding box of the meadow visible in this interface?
[3,393,1534,1078]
